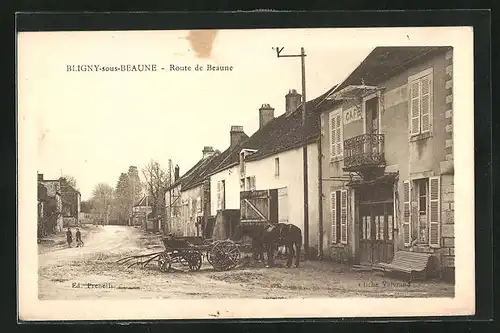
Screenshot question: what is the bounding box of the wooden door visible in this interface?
[358,200,394,265]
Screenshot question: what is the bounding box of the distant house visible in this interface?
[132,195,153,230]
[37,174,63,236]
[165,148,222,237]
[58,177,82,227]
[78,212,100,224]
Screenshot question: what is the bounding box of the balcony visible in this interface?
[343,133,385,172]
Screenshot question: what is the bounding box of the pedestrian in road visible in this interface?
[66,228,73,247]
[75,228,84,247]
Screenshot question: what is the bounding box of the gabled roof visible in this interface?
[318,46,452,107]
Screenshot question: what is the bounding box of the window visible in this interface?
[330,189,348,244]
[196,196,202,214]
[240,178,245,191]
[246,176,256,191]
[404,176,441,248]
[417,179,428,243]
[275,157,280,176]
[329,109,343,160]
[408,68,433,136]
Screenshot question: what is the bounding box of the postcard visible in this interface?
[17,25,475,321]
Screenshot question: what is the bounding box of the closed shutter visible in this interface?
[420,76,432,133]
[336,114,342,158]
[330,114,337,158]
[216,181,221,210]
[403,180,412,246]
[340,190,348,244]
[429,176,441,247]
[410,81,421,135]
[330,191,337,244]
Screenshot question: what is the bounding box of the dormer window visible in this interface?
[239,149,258,177]
[239,151,246,176]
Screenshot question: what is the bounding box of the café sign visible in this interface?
[343,106,363,125]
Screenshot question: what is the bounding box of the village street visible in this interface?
[38,225,454,300]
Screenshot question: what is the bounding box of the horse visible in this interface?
[232,222,302,268]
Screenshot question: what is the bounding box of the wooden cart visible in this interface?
[117,236,241,272]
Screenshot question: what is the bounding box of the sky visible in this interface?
[18,27,463,200]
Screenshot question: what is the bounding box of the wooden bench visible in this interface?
[378,251,434,281]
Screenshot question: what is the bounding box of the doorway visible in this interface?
[358,184,395,265]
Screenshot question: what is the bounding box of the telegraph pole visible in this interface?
[273,46,309,259]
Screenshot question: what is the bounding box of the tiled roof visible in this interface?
[179,152,222,191]
[317,46,452,107]
[242,90,334,162]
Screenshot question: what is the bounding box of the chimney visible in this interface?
[285,89,302,116]
[230,125,248,149]
[202,146,215,159]
[174,165,180,182]
[259,104,275,129]
[37,173,43,181]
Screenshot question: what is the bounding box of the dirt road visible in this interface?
[38,225,454,300]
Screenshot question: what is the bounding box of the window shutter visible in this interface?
[420,76,432,133]
[429,176,441,248]
[217,181,221,210]
[410,81,421,135]
[340,190,348,244]
[330,114,337,158]
[403,180,412,246]
[330,191,337,244]
[336,115,342,158]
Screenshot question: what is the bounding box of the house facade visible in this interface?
[132,195,153,229]
[58,177,82,226]
[317,47,455,280]
[37,174,64,236]
[165,147,221,237]
[209,90,327,255]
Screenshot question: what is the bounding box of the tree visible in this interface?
[114,173,131,225]
[81,200,95,214]
[61,175,78,190]
[142,160,172,232]
[91,183,114,225]
[128,166,143,207]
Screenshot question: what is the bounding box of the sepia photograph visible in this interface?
[17,25,475,320]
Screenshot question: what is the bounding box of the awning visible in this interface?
[346,172,398,187]
[326,85,381,101]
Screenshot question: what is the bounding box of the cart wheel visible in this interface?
[158,252,171,272]
[210,240,240,271]
[187,250,202,271]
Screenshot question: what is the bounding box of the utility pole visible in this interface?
[273,46,309,259]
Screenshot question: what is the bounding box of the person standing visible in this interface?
[75,228,83,247]
[66,228,73,247]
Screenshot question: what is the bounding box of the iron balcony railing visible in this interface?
[343,133,385,171]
